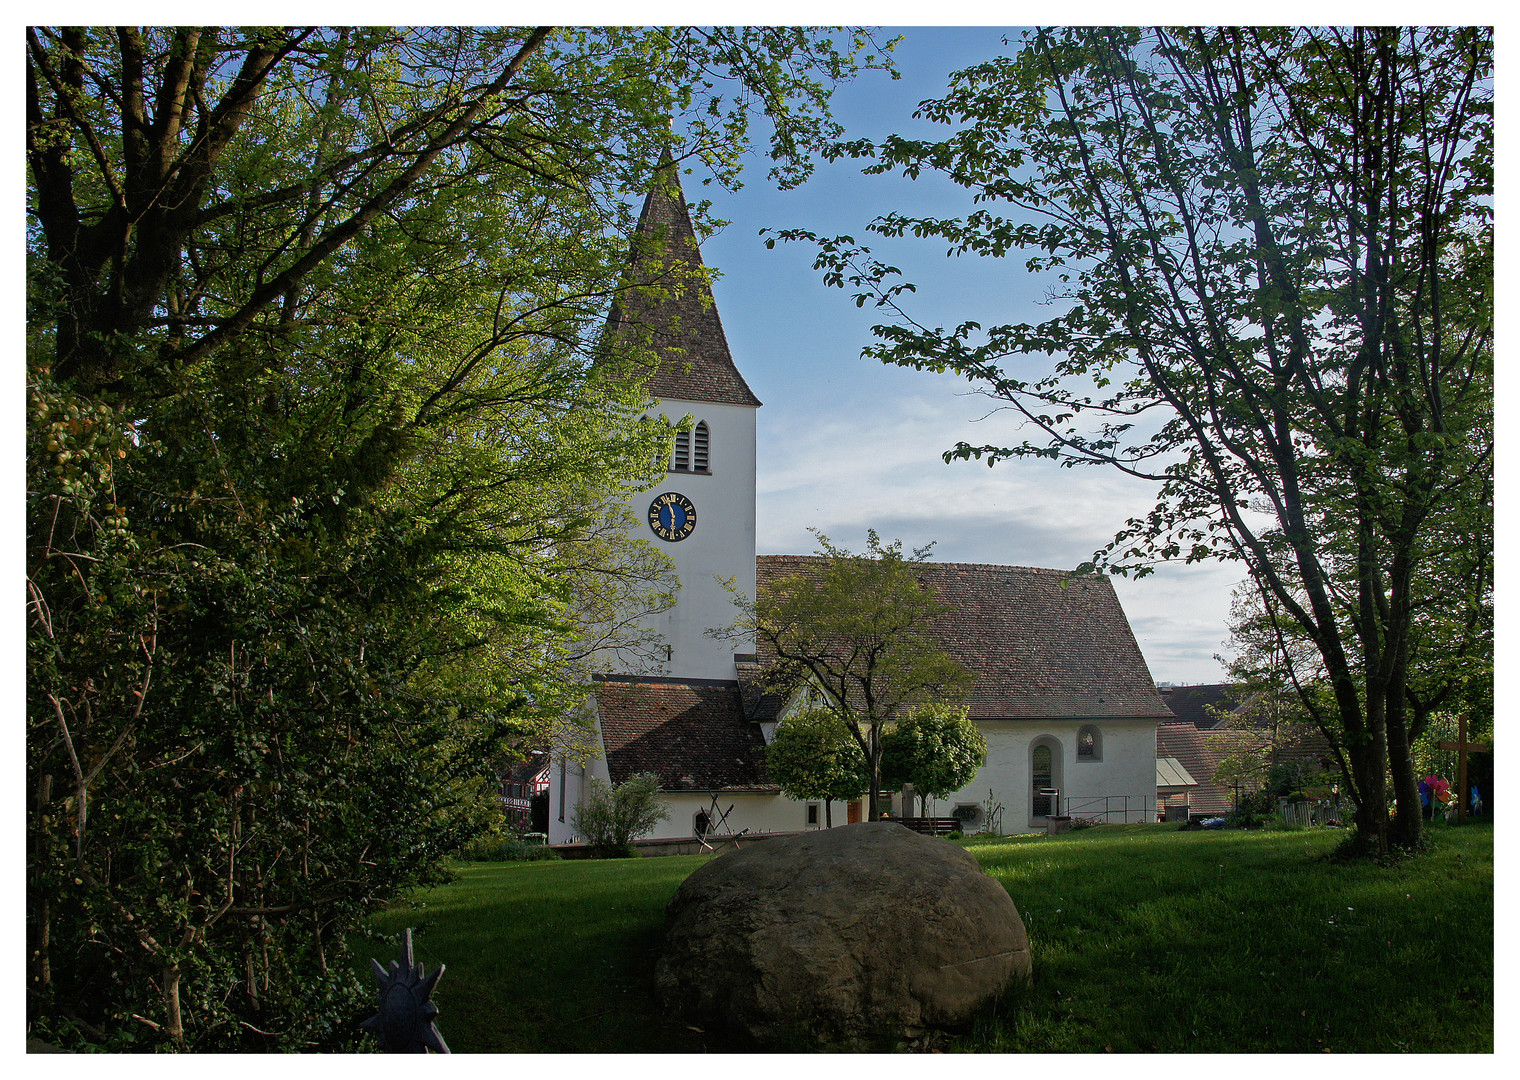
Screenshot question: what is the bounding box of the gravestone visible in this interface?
[655,822,1030,1049]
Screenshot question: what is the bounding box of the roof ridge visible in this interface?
[757,553,1094,577]
[596,674,740,689]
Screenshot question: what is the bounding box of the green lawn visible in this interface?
[364,822,1493,1053]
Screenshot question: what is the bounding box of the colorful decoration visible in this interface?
[1422,775,1453,806]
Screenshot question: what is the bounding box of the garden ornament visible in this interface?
[362,928,449,1053]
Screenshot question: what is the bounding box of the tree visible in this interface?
[881,703,987,816]
[26,26,894,1049]
[26,26,894,393]
[1207,581,1337,802]
[764,706,869,827]
[724,531,972,821]
[569,772,670,856]
[788,27,1492,857]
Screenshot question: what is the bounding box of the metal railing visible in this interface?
[1060,794,1155,824]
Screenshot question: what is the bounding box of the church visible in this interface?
[546,164,1172,846]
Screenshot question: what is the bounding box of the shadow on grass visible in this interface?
[365,824,1492,1053]
[364,854,720,1052]
[951,823,1492,1053]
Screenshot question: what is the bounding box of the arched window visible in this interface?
[693,421,710,472]
[1077,725,1102,761]
[671,426,690,472]
[1029,736,1063,822]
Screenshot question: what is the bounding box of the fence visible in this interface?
[1062,795,1156,824]
[1277,799,1343,827]
[896,816,961,836]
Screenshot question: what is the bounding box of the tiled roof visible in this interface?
[604,160,762,408]
[1156,721,1239,815]
[1155,714,1337,816]
[734,657,790,724]
[503,751,550,786]
[594,675,774,792]
[754,557,1170,721]
[1160,683,1239,727]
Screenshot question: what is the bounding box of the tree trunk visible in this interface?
[162,962,184,1045]
[1386,697,1425,849]
[865,726,883,821]
[1346,721,1390,857]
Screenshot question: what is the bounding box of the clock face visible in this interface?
[648,492,697,542]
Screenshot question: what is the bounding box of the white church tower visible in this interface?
[548,160,771,846]
[605,159,760,679]
[549,161,1171,848]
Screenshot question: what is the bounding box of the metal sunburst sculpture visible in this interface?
[361,928,450,1053]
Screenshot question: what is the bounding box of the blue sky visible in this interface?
[684,25,1245,684]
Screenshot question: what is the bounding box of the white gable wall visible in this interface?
[547,705,612,847]
[639,792,799,842]
[942,719,1162,832]
[762,695,1164,835]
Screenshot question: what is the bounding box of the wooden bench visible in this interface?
[895,816,961,836]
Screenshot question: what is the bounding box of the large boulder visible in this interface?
[654,822,1030,1049]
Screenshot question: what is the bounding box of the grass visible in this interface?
[363,822,1493,1053]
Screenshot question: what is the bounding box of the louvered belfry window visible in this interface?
[693,421,710,472]
[671,427,690,471]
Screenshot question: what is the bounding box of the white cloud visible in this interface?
[754,386,1241,684]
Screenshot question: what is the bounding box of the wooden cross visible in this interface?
[1438,714,1490,822]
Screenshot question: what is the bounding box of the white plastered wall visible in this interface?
[546,709,612,846]
[643,792,801,842]
[551,718,1162,844]
[934,719,1162,833]
[631,398,757,680]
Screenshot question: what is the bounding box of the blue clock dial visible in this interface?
[647,492,697,542]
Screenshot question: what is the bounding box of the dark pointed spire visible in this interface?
[605,156,761,408]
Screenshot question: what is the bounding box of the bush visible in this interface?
[1225,807,1270,828]
[456,834,508,861]
[570,772,669,857]
[498,840,560,862]
[455,835,560,862]
[1225,788,1276,828]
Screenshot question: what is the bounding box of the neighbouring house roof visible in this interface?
[1160,683,1240,728]
[1156,756,1198,790]
[1156,721,1233,815]
[602,158,762,408]
[753,557,1171,722]
[1155,719,1277,816]
[503,751,550,786]
[594,675,775,792]
[1155,682,1339,815]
